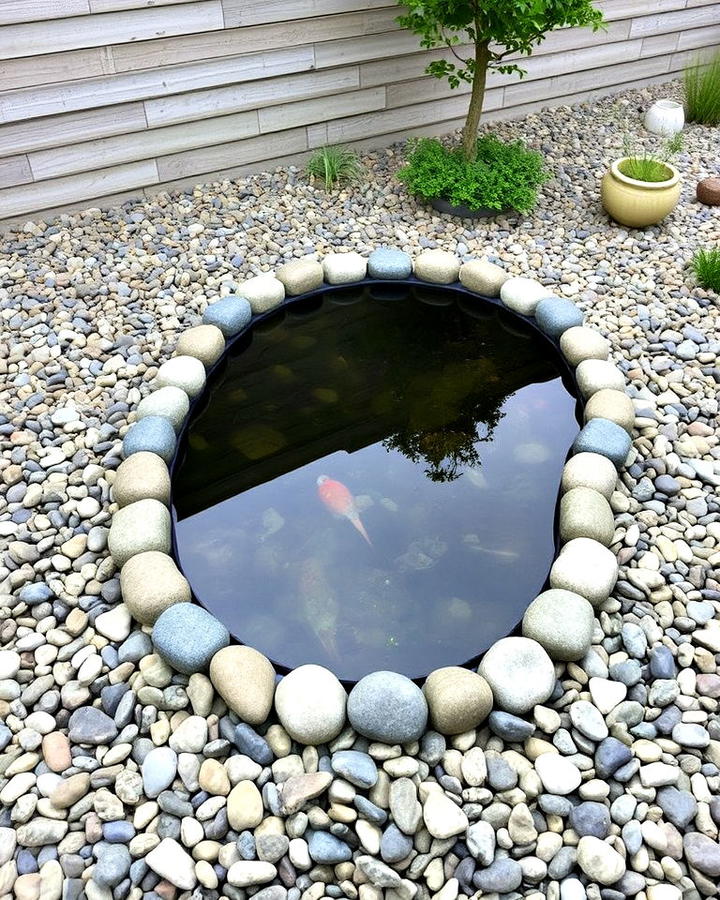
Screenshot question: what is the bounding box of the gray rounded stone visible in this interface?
[93,843,131,887]
[550,538,619,607]
[152,603,229,674]
[572,418,632,470]
[136,386,190,433]
[559,486,615,546]
[348,671,428,743]
[68,706,118,745]
[367,248,412,279]
[142,745,178,798]
[108,498,171,567]
[522,589,594,661]
[479,637,555,714]
[202,295,252,337]
[535,295,584,338]
[122,415,176,464]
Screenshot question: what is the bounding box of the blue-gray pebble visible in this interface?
[202,296,252,337]
[331,750,378,789]
[152,603,229,674]
[367,248,413,280]
[122,415,176,463]
[347,671,428,743]
[572,418,632,469]
[535,295,584,339]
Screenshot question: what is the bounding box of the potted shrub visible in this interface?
[601,135,683,228]
[396,0,603,217]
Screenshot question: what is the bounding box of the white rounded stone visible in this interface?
[414,249,460,284]
[136,386,190,433]
[156,355,206,398]
[499,277,550,315]
[535,753,582,795]
[238,274,285,313]
[522,589,594,661]
[576,836,626,885]
[550,538,619,607]
[275,664,347,745]
[560,326,610,367]
[561,452,618,499]
[322,252,367,285]
[575,359,625,399]
[479,637,555,714]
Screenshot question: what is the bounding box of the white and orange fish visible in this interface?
[316,474,372,546]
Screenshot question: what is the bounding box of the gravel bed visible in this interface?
[1,79,720,900]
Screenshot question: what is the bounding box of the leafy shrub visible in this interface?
[307,145,362,190]
[692,248,720,293]
[619,133,683,183]
[685,50,720,125]
[397,136,547,212]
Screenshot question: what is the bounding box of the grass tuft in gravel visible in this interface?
[692,247,720,293]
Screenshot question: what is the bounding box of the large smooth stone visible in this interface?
[122,415,176,464]
[120,551,191,625]
[549,538,619,607]
[238,274,285,314]
[108,498,171,567]
[479,637,555,714]
[423,667,493,734]
[559,486,615,546]
[145,838,197,890]
[572,418,632,469]
[575,359,625,398]
[534,296,584,338]
[348,671,428,743]
[136,386,189,433]
[202,295,252,337]
[535,752,582,794]
[560,326,610,367]
[112,452,170,508]
[367,248,412,280]
[499,277,549,315]
[209,646,275,725]
[227,780,264,830]
[576,835,626,885]
[275,664,346,745]
[561,452,617,499]
[584,388,635,434]
[697,176,720,206]
[413,249,460,284]
[276,258,324,295]
[153,603,229,674]
[459,259,508,297]
[156,355,206,398]
[176,324,225,368]
[323,252,367,285]
[522,589,594,661]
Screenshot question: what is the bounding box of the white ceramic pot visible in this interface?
[644,99,684,136]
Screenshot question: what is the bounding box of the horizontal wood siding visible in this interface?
[0,0,718,221]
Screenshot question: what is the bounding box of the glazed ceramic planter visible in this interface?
[644,99,685,136]
[601,158,681,228]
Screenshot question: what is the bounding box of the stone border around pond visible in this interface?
[107,246,637,746]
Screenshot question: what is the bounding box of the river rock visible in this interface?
[108,498,171,566]
[112,452,171,507]
[153,603,229,674]
[228,780,264,830]
[584,388,635,434]
[276,258,324,295]
[156,354,206,398]
[500,276,549,315]
[145,838,197,890]
[275,664,346,745]
[68,706,118,745]
[535,295,584,338]
[348,671,428,743]
[136,385,190,432]
[176,323,226,368]
[367,247,412,279]
[572,418,632,469]
[322,252,367,285]
[423,790,469,838]
[535,753,582,794]
[683,832,720,876]
[209,645,276,725]
[576,836,626,885]
[239,273,286,313]
[479,637,555,714]
[550,538,618,606]
[414,249,460,284]
[120,550,191,624]
[559,487,615,546]
[202,295,252,337]
[423,666,493,734]
[559,326,610,366]
[561,452,617,498]
[522,589,594,660]
[459,258,508,296]
[576,359,625,398]
[141,746,177,797]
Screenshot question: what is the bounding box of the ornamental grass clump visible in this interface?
[307,145,363,191]
[692,248,720,293]
[398,135,547,213]
[685,49,720,125]
[618,133,683,183]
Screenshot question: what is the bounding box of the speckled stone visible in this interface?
[559,487,615,546]
[122,415,176,464]
[136,386,189,433]
[176,324,226,368]
[584,388,635,434]
[479,637,555,714]
[560,326,610,367]
[423,666,493,734]
[238,274,286,313]
[323,252,368,285]
[276,258,324,295]
[112,452,171,507]
[499,277,549,315]
[561,451,618,498]
[120,551,191,625]
[413,249,460,284]
[534,296,584,338]
[156,355,206,398]
[575,359,625,398]
[550,538,619,607]
[572,418,632,469]
[348,671,428,743]
[697,176,720,206]
[367,248,413,279]
[153,603,230,674]
[108,498,171,567]
[459,259,508,296]
[202,295,252,337]
[522,589,594,660]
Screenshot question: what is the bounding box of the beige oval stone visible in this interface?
[423,667,493,735]
[459,259,508,297]
[559,326,610,367]
[561,452,617,499]
[227,780,264,831]
[120,551,191,625]
[276,259,324,296]
[576,358,625,398]
[107,498,171,567]
[238,274,285,314]
[176,325,225,368]
[414,249,460,284]
[559,487,614,547]
[199,759,230,796]
[41,732,71,774]
[584,388,635,434]
[50,772,90,809]
[112,451,171,508]
[209,645,276,726]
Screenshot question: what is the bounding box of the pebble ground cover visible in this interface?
[1,80,720,900]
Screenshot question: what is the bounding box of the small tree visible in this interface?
[397,1,604,160]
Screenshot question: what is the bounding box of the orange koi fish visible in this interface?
[316,474,372,546]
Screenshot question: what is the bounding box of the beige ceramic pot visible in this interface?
[601,158,681,228]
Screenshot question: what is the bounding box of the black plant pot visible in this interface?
[430,197,514,220]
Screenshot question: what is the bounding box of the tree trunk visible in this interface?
[461,39,490,161]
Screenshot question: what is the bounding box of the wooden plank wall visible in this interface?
[0,0,718,222]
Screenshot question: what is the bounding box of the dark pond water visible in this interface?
[172,284,579,680]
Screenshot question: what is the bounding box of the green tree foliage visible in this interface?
[397,1,604,158]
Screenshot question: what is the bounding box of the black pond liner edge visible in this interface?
[166,276,585,689]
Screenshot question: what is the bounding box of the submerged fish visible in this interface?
[317,475,372,546]
[298,557,339,659]
[462,533,519,560]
